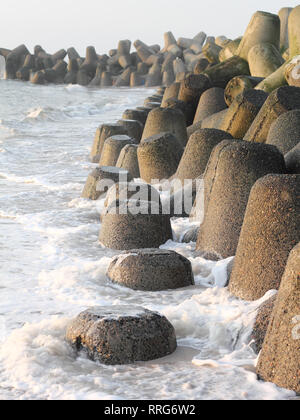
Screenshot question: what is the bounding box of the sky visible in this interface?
[1,0,299,56]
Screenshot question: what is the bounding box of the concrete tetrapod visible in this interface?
[196,141,286,259]
[244,86,300,143]
[229,174,300,301]
[256,243,300,394]
[107,249,194,291]
[66,306,177,365]
[99,199,172,250]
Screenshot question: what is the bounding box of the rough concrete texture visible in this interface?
[201,109,228,130]
[116,144,140,178]
[118,119,144,142]
[220,89,269,138]
[178,74,212,110]
[196,142,286,259]
[248,43,284,78]
[175,128,233,182]
[193,87,227,124]
[122,109,148,125]
[138,132,183,183]
[224,76,264,106]
[107,249,194,291]
[66,306,177,365]
[285,143,300,174]
[251,294,277,354]
[266,110,300,154]
[256,242,300,394]
[244,86,300,143]
[99,199,172,250]
[99,135,137,167]
[237,11,280,60]
[142,107,188,146]
[288,5,300,58]
[203,56,250,89]
[91,123,128,163]
[81,166,132,200]
[229,174,300,301]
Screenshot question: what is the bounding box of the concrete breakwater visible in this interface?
[2,6,299,397]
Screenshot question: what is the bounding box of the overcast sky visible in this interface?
[1,1,299,56]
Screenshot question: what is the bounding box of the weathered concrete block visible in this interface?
[101,71,113,87]
[116,144,140,178]
[82,166,132,200]
[237,11,280,60]
[251,295,277,354]
[196,142,286,259]
[175,128,233,183]
[244,86,300,143]
[142,107,188,146]
[178,74,211,110]
[107,249,194,291]
[220,89,268,138]
[224,75,264,106]
[256,242,300,394]
[91,123,128,163]
[285,143,300,174]
[118,119,144,142]
[278,7,292,52]
[99,199,172,249]
[122,109,147,126]
[203,56,250,89]
[66,306,177,364]
[201,109,228,130]
[219,38,241,62]
[266,110,300,154]
[248,43,284,78]
[194,58,210,74]
[161,82,181,106]
[229,174,300,300]
[288,5,300,58]
[138,132,182,182]
[194,87,227,123]
[99,135,137,167]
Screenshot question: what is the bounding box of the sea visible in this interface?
[0,76,295,400]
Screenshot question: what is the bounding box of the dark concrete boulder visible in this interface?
[244,86,300,143]
[161,82,181,106]
[224,75,263,106]
[138,132,183,183]
[220,89,268,138]
[103,182,161,213]
[118,119,144,143]
[91,123,128,163]
[99,199,172,250]
[203,56,250,88]
[285,143,300,174]
[142,107,188,147]
[122,109,147,126]
[193,87,227,124]
[66,306,177,365]
[250,294,277,354]
[175,128,233,183]
[196,141,286,259]
[99,135,137,167]
[178,74,212,112]
[266,110,300,155]
[107,249,194,291]
[5,44,29,79]
[116,144,140,178]
[229,174,300,301]
[82,167,132,200]
[256,243,300,394]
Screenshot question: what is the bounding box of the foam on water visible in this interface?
[0,80,296,400]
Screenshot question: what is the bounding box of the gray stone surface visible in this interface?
[229,174,300,300]
[99,199,172,250]
[107,249,194,291]
[66,306,177,365]
[256,242,300,394]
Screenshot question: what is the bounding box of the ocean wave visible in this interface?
[0,171,82,191]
